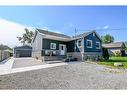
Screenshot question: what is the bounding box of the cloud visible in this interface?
[0,18,34,48]
[0,18,64,48]
[69,23,75,28]
[103,25,109,29]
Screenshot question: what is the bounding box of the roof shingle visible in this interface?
[102,42,125,49]
[36,29,71,39]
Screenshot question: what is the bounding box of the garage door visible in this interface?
[16,50,32,57]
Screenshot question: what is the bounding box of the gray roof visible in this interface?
[102,42,125,49]
[14,45,32,49]
[72,30,101,41]
[34,29,101,42]
[36,29,71,39]
[72,31,95,39]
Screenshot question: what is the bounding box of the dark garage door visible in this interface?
[16,50,32,57]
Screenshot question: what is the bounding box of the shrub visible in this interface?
[109,52,115,57]
[114,51,121,57]
[102,48,109,60]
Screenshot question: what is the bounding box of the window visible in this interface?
[50,43,56,49]
[96,42,100,49]
[77,40,82,47]
[86,39,92,48]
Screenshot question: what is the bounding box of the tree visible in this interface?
[125,41,127,46]
[101,34,114,44]
[0,44,12,50]
[17,28,34,45]
[102,48,109,60]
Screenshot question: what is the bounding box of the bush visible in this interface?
[102,48,109,60]
[109,52,115,57]
[114,51,121,57]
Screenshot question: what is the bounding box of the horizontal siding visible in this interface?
[32,32,42,51]
[66,40,75,52]
[42,38,66,50]
[84,33,102,52]
[66,40,80,52]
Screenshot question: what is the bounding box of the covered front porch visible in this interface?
[41,48,66,61]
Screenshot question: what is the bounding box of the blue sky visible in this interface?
[0,6,127,46]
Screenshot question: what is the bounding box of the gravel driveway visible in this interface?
[0,62,127,89]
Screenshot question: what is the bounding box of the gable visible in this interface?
[84,32,102,52]
[84,32,101,42]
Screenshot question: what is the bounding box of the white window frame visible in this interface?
[86,39,92,48]
[77,39,82,47]
[96,42,101,49]
[50,43,56,49]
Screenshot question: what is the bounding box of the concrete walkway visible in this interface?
[11,62,67,74]
[0,57,14,75]
[0,57,68,75]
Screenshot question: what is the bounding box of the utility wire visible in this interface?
[77,28,127,32]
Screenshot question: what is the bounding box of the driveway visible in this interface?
[0,62,127,89]
[12,58,44,68]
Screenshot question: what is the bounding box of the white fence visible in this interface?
[0,50,10,62]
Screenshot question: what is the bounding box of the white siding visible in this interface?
[32,32,43,51]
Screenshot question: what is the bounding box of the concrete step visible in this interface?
[44,56,66,61]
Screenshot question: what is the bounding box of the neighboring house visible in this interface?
[32,29,102,61]
[0,49,12,62]
[102,42,126,56]
[13,45,32,58]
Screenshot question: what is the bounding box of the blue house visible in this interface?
[32,29,102,61]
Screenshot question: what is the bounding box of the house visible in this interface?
[102,42,126,56]
[32,29,102,61]
[13,45,32,58]
[0,49,12,62]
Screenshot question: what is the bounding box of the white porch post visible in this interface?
[81,37,84,61]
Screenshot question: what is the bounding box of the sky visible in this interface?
[0,6,127,47]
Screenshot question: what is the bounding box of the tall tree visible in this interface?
[17,28,34,45]
[101,34,114,44]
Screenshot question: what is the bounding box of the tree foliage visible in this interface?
[0,44,12,50]
[17,28,34,45]
[101,34,114,44]
[102,48,109,60]
[125,41,127,46]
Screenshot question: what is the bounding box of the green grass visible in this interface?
[98,57,127,68]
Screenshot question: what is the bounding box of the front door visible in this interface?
[59,44,66,55]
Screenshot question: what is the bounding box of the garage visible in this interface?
[13,45,32,57]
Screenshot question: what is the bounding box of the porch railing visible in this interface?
[41,49,61,56]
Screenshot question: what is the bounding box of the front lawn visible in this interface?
[98,57,127,68]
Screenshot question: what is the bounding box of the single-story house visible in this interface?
[32,29,102,61]
[13,45,32,58]
[102,42,126,56]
